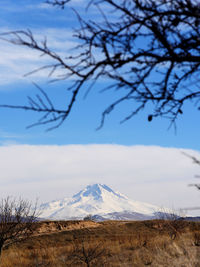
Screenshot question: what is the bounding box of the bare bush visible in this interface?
[67,240,107,267]
[83,215,93,221]
[0,197,39,256]
[150,209,187,240]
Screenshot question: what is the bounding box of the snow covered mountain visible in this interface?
[40,184,162,220]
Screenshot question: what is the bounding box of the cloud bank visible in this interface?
[0,144,200,214]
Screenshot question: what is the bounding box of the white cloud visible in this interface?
[0,144,199,215]
[0,27,79,86]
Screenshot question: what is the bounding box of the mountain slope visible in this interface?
[40,184,160,220]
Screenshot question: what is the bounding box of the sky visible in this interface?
[0,0,200,215]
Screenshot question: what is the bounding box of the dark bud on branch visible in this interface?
[148,115,153,122]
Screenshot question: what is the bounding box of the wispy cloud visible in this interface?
[0,129,32,146]
[26,3,55,10]
[0,27,79,86]
[0,0,109,86]
[0,1,56,12]
[0,144,199,214]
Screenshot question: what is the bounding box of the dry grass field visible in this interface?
[1,219,200,267]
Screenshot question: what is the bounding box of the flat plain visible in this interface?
[1,219,200,267]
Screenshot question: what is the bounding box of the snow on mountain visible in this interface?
[40,184,161,220]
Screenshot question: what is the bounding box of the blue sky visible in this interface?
[0,0,200,213]
[0,0,199,149]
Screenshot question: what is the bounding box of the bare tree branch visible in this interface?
[182,152,200,191]
[0,0,200,129]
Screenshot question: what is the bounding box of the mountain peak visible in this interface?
[78,183,112,193]
[40,183,160,220]
[72,183,125,202]
[73,183,103,201]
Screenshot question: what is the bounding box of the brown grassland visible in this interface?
[1,219,200,266]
